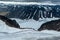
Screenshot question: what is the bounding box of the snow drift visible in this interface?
[0,18,60,40]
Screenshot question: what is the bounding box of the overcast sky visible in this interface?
[0,0,60,2]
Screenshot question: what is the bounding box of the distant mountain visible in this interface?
[0,1,60,21]
[5,5,60,21]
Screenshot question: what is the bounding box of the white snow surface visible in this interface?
[12,18,60,30]
[0,18,60,40]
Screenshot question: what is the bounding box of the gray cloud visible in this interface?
[0,0,60,2]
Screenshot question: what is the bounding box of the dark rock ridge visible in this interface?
[38,19,60,31]
[0,15,20,28]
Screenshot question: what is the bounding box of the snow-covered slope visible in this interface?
[0,20,21,33]
[12,18,59,30]
[0,18,60,40]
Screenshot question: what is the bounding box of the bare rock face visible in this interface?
[0,15,20,29]
[38,19,60,31]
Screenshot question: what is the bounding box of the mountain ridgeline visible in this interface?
[0,4,60,21]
